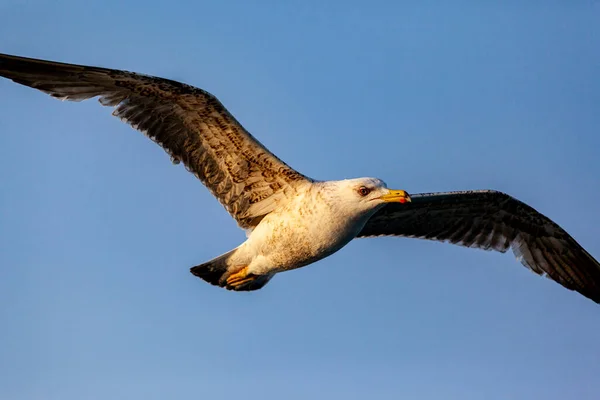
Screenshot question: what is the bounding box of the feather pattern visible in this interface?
[358,190,600,303]
[0,53,310,229]
[2,53,599,302]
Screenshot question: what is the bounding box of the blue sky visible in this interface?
[1,1,599,399]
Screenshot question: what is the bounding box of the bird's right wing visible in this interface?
[358,190,600,303]
[0,53,311,229]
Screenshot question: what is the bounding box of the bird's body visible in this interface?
[1,52,599,303]
[240,181,355,275]
[194,178,394,289]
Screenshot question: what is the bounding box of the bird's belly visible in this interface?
[247,213,362,273]
[264,231,354,273]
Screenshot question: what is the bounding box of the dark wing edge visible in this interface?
[0,53,310,229]
[358,190,600,304]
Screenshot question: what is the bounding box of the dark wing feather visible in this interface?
[358,190,600,303]
[0,53,310,229]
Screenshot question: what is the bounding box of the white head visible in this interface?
[323,177,411,219]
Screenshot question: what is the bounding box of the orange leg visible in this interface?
[226,266,258,289]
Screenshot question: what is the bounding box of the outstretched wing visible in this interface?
[0,53,311,229]
[358,190,600,303]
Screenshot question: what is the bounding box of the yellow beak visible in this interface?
[380,189,411,204]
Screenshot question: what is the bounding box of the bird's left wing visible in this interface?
[357,190,600,303]
[0,53,311,230]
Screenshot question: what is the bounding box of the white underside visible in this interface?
[227,180,385,276]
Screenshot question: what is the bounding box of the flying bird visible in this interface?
[1,53,599,303]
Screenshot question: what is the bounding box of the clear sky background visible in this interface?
[1,1,599,399]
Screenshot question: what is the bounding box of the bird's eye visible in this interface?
[358,186,371,196]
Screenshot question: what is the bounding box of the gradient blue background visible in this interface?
[1,1,599,399]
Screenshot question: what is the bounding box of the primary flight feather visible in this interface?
[1,53,599,302]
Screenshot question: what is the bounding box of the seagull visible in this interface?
[1,53,599,303]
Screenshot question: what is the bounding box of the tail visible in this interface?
[190,249,274,291]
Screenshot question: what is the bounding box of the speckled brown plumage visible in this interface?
[1,53,599,303]
[0,53,309,229]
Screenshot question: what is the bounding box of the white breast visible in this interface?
[242,183,379,274]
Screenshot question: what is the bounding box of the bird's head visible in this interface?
[326,177,411,218]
